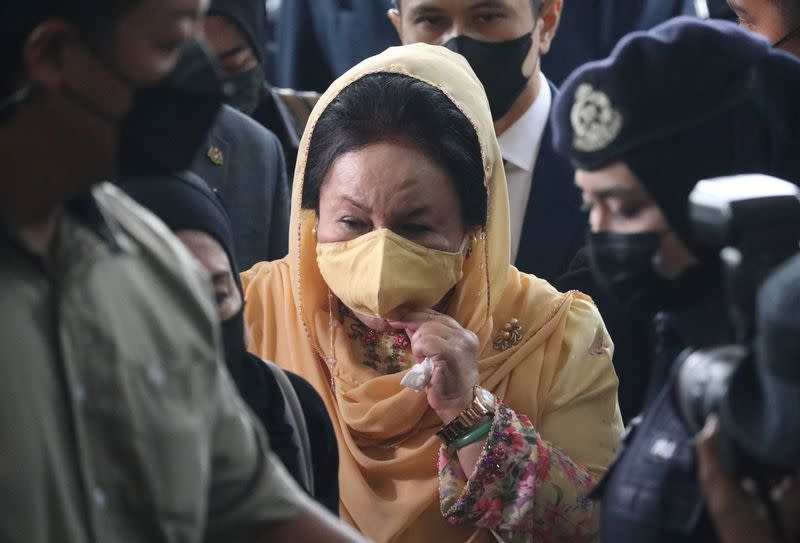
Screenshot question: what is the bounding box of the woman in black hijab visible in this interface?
[202,0,321,178]
[119,172,340,514]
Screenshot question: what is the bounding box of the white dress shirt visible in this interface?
[498,71,552,263]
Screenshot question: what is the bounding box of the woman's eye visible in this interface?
[617,206,642,219]
[580,200,594,213]
[214,291,228,305]
[339,217,364,230]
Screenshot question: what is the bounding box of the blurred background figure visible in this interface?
[275,0,400,93]
[638,0,735,31]
[546,0,735,86]
[204,0,323,182]
[0,0,367,540]
[121,173,340,514]
[543,0,643,86]
[191,103,290,269]
[264,0,283,82]
[185,0,298,270]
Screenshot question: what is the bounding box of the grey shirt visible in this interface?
[0,184,306,542]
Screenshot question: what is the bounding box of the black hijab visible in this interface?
[120,173,341,513]
[208,0,267,63]
[119,172,301,478]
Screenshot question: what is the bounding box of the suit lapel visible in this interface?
[192,121,232,198]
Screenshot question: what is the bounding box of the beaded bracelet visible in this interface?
[450,419,493,449]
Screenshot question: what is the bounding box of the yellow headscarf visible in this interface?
[242,43,623,543]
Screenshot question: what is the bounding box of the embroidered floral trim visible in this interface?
[340,303,413,375]
[439,403,599,542]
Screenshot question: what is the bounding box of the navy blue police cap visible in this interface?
[552,17,800,248]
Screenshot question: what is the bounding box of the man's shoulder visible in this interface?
[91,182,216,319]
[210,105,282,154]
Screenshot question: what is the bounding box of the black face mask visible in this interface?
[224,64,265,116]
[588,231,718,317]
[62,41,223,178]
[444,33,534,121]
[221,306,247,380]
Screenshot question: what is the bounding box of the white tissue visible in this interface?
[400,357,434,392]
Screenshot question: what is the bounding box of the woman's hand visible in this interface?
[389,309,480,424]
[696,416,800,543]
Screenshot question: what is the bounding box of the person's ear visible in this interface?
[23,20,77,90]
[538,0,563,56]
[388,8,404,42]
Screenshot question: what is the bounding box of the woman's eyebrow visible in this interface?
[593,187,639,201]
[218,44,249,60]
[341,195,370,212]
[405,205,432,218]
[211,272,229,286]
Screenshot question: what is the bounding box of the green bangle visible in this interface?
[450,419,493,449]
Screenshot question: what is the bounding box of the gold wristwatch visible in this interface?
[437,386,497,443]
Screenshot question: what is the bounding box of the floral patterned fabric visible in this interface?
[340,303,413,374]
[439,403,598,543]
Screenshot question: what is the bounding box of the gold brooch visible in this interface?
[494,318,523,351]
[571,83,623,152]
[207,146,224,166]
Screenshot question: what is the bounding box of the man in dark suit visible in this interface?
[192,105,290,270]
[637,0,735,31]
[189,2,291,269]
[390,0,583,282]
[203,0,322,184]
[542,0,644,85]
[542,1,735,88]
[275,0,401,92]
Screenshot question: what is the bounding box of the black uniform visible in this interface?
[551,17,800,541]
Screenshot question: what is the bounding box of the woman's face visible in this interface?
[175,229,243,320]
[575,161,697,277]
[316,140,468,329]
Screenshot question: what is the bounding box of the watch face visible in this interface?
[477,387,496,409]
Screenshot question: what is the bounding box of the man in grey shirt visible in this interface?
[0,1,364,542]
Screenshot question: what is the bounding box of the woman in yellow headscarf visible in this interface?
[242,43,623,543]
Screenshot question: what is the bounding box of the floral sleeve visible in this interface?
[439,402,599,543]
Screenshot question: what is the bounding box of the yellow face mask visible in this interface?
[316,228,467,320]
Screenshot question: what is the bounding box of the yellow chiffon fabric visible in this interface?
[242,43,623,543]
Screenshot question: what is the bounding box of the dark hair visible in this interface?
[302,73,487,227]
[0,1,142,94]
[392,0,544,15]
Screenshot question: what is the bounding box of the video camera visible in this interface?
[674,174,800,477]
